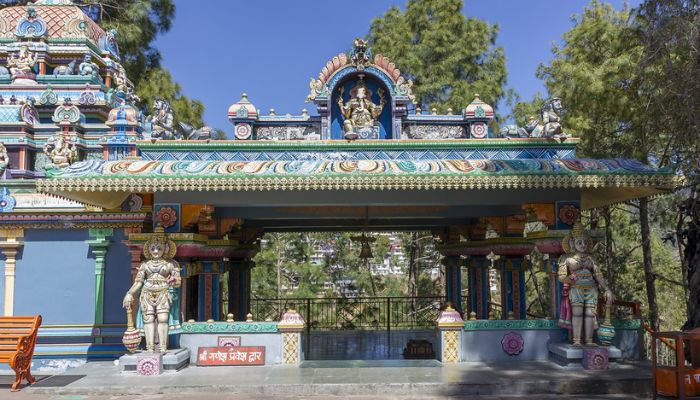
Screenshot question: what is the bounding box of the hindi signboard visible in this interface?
[197,346,265,366]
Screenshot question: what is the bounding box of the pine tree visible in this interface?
[368,0,507,113]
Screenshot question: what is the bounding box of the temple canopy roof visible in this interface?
[37,154,677,211]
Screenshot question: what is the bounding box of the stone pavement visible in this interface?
[4,394,653,400]
[0,360,653,398]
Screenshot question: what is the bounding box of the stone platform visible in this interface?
[17,360,652,397]
[548,342,621,368]
[118,348,191,372]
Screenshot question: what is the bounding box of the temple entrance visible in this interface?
[252,296,443,360]
[248,231,446,361]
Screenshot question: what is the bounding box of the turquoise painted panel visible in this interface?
[15,229,94,324]
[103,229,131,325]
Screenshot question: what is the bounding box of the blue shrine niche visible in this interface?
[330,74,392,140]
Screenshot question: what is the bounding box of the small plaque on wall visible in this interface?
[217,336,242,347]
[197,346,265,366]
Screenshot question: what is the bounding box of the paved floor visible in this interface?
[5,395,653,400]
[0,360,653,398]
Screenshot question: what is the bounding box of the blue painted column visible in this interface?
[468,257,489,319]
[444,255,462,312]
[195,261,224,321]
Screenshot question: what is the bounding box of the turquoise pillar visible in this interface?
[86,228,113,344]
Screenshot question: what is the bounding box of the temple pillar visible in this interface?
[548,258,562,320]
[193,261,224,321]
[467,257,489,319]
[0,229,24,317]
[501,258,526,320]
[443,255,462,312]
[228,259,252,321]
[86,228,113,337]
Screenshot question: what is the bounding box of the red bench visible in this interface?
[0,315,42,391]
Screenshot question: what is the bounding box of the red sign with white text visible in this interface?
[196,346,265,366]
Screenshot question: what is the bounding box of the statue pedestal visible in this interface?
[119,348,190,373]
[548,342,621,369]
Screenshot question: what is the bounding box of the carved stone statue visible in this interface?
[0,142,9,174]
[53,60,77,77]
[337,76,385,140]
[147,98,177,140]
[8,44,38,81]
[78,54,100,80]
[558,222,614,345]
[499,97,567,139]
[43,134,77,169]
[122,227,181,352]
[540,97,564,138]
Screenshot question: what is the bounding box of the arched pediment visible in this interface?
[307,39,416,104]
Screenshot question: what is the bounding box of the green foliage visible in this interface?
[536,1,645,157]
[251,232,442,300]
[368,0,507,113]
[507,92,545,127]
[597,202,686,330]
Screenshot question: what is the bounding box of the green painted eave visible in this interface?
[136,138,580,152]
[181,321,279,333]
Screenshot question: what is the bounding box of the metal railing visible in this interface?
[251,296,445,331]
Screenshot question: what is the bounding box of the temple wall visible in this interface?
[103,229,131,325]
[462,329,562,362]
[14,229,94,324]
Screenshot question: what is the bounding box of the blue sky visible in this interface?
[155,0,637,133]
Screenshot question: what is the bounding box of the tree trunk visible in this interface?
[603,207,616,292]
[684,189,700,330]
[640,197,660,331]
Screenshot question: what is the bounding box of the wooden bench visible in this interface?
[0,316,42,391]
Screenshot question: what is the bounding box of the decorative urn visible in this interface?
[122,304,141,353]
[597,303,616,346]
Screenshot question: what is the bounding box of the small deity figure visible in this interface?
[0,142,9,174]
[8,44,38,80]
[499,97,567,139]
[122,226,181,352]
[540,96,565,138]
[78,54,100,80]
[43,134,77,169]
[350,38,371,70]
[337,76,385,140]
[147,98,177,140]
[113,64,128,93]
[558,222,614,345]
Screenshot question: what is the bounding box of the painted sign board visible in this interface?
[197,346,265,366]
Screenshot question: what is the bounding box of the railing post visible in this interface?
[677,333,686,400]
[305,298,311,357]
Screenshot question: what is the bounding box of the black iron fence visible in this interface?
[251,296,445,331]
